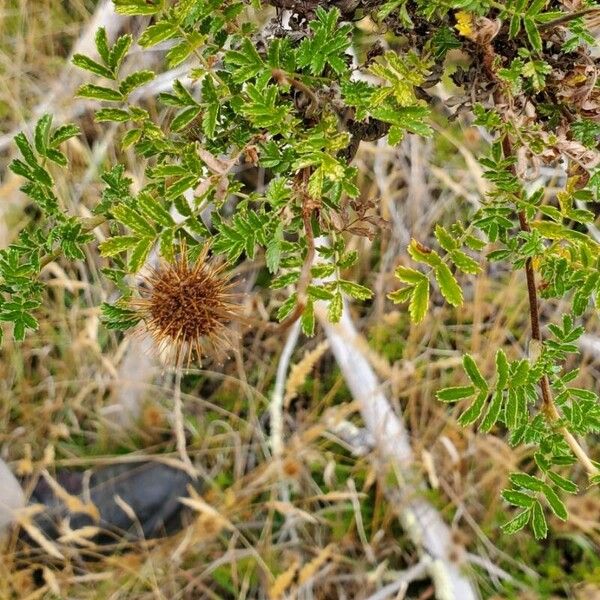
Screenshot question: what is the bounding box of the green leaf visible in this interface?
[371,105,432,137]
[301,300,315,336]
[95,108,130,122]
[525,0,547,17]
[14,132,38,167]
[50,124,80,147]
[297,7,351,76]
[99,235,139,257]
[339,280,373,301]
[10,135,53,186]
[203,102,219,138]
[159,228,175,263]
[510,472,545,492]
[450,249,481,274]
[34,114,52,155]
[241,84,294,133]
[462,354,488,391]
[165,175,198,201]
[524,18,542,52]
[266,224,283,274]
[542,485,568,521]
[121,128,142,149]
[436,386,475,403]
[546,471,578,494]
[308,285,334,301]
[506,387,527,429]
[112,204,155,236]
[128,237,153,272]
[410,279,429,323]
[72,54,114,79]
[101,302,141,330]
[502,489,535,508]
[226,37,265,83]
[277,294,298,322]
[76,84,123,102]
[408,239,441,267]
[394,266,427,284]
[137,192,174,227]
[167,33,205,68]
[434,263,463,306]
[458,389,487,426]
[108,34,132,73]
[496,349,509,389]
[480,389,504,432]
[95,27,110,64]
[171,106,201,131]
[45,148,67,167]
[501,509,531,534]
[531,500,548,539]
[388,286,413,304]
[138,21,178,47]
[119,70,155,96]
[213,210,271,261]
[113,0,162,15]
[434,224,458,251]
[328,291,343,323]
[511,359,530,387]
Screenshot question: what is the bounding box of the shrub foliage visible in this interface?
[4,0,600,538]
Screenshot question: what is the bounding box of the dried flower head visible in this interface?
[132,245,241,364]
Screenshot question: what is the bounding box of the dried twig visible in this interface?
[270,320,302,460]
[364,557,431,600]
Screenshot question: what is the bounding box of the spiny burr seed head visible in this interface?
[132,245,240,364]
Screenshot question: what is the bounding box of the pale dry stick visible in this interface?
[465,553,526,590]
[269,319,301,542]
[0,459,25,536]
[316,300,478,600]
[347,477,376,563]
[270,319,301,461]
[364,557,431,600]
[172,359,197,477]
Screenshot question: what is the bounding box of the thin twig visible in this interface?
[270,319,301,460]
[272,68,319,117]
[501,135,599,477]
[363,558,430,600]
[172,358,196,476]
[269,318,301,542]
[539,7,600,30]
[278,168,316,330]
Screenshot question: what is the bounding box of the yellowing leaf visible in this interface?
[434,263,463,307]
[410,278,429,323]
[455,11,475,38]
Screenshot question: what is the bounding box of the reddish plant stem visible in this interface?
[501,135,598,476]
[277,167,316,331]
[539,6,600,30]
